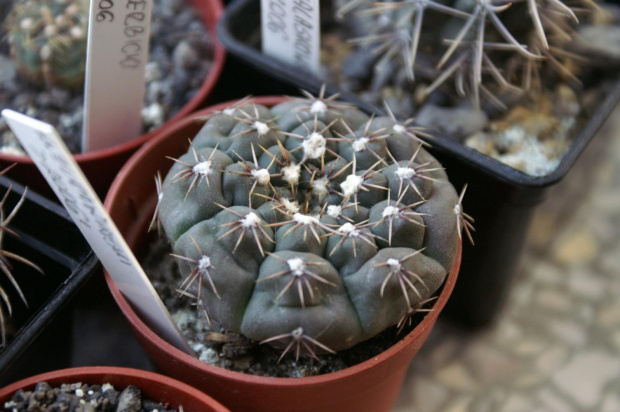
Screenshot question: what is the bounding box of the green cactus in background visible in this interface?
[5,0,87,89]
[155,89,471,360]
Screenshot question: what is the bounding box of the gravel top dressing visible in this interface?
[3,381,179,412]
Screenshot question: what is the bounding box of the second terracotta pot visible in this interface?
[0,366,228,411]
[0,0,226,198]
[103,97,462,412]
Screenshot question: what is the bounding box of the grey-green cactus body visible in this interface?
[157,97,461,357]
[6,0,88,89]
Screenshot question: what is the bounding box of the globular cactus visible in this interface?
[5,0,87,89]
[156,90,467,360]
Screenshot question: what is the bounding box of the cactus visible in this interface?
[337,0,595,110]
[0,165,44,348]
[5,0,88,89]
[155,90,467,360]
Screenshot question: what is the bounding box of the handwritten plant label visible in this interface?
[2,109,194,356]
[82,0,153,153]
[261,0,321,75]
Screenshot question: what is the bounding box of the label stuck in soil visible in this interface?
[261,0,321,75]
[2,109,194,356]
[82,0,153,153]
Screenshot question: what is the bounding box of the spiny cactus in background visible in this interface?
[337,0,598,109]
[155,90,469,360]
[0,165,44,348]
[5,0,88,89]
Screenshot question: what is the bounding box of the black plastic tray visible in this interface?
[217,0,620,327]
[0,176,99,385]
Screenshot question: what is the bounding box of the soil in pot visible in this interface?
[0,367,229,412]
[3,381,179,412]
[0,0,216,155]
[317,1,620,177]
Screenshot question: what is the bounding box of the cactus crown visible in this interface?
[155,90,467,360]
[338,0,594,110]
[5,0,88,89]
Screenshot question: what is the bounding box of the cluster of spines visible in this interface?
[339,0,596,109]
[0,165,43,348]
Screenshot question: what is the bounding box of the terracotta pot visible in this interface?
[103,97,462,412]
[0,366,229,411]
[0,0,226,199]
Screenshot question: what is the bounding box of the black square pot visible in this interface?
[217,0,620,327]
[0,177,99,385]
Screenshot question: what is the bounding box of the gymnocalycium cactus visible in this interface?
[5,0,87,89]
[156,90,470,360]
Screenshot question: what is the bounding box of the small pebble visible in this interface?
[172,40,199,70]
[554,85,580,118]
[116,385,142,412]
[142,103,165,130]
[416,104,488,141]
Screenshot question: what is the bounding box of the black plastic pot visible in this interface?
[0,176,99,386]
[217,0,620,327]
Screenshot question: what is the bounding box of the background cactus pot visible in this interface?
[0,0,226,198]
[104,97,461,412]
[0,176,98,386]
[0,367,229,411]
[217,0,620,327]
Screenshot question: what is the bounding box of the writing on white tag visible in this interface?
[82,0,153,153]
[2,109,193,356]
[261,0,321,75]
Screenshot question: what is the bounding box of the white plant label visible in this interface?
[82,0,153,153]
[2,110,194,356]
[261,0,321,75]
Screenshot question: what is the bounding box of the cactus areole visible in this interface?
[157,92,462,359]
